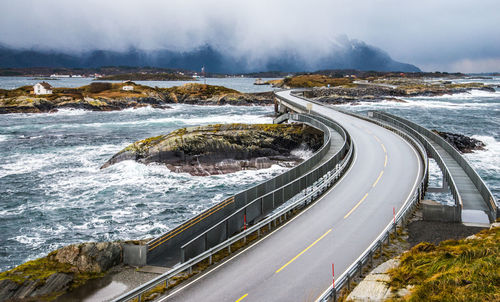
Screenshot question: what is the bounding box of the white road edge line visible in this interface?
[315,126,423,302]
[159,123,359,301]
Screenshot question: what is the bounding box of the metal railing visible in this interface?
[313,113,429,302]
[179,114,351,262]
[279,90,430,302]
[113,113,354,302]
[372,111,498,222]
[146,111,336,262]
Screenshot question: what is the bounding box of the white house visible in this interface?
[122,85,134,91]
[33,82,53,95]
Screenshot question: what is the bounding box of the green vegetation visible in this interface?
[387,226,500,301]
[0,253,104,299]
[160,83,240,100]
[273,74,354,88]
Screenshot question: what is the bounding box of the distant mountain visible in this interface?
[0,41,420,73]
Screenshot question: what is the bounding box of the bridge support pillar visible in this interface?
[422,199,461,222]
[427,174,449,193]
[123,244,147,267]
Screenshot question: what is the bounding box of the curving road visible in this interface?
[158,90,423,302]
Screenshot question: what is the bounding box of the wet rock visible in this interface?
[32,273,73,297]
[0,279,19,301]
[433,130,485,153]
[101,123,323,175]
[51,242,122,273]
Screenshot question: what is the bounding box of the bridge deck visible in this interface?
[428,140,488,212]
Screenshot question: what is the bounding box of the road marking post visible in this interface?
[393,207,396,224]
[332,263,335,288]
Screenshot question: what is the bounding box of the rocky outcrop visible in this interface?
[50,242,122,273]
[0,83,272,114]
[304,80,495,105]
[433,130,485,153]
[101,123,323,175]
[0,242,123,302]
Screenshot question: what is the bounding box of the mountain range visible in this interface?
[0,40,420,73]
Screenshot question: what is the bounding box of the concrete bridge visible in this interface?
[115,90,497,302]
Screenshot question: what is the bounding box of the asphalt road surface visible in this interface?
[159,90,423,302]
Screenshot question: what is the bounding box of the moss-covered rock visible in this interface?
[0,242,121,301]
[0,83,271,114]
[101,123,323,175]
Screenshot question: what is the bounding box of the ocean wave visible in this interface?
[0,135,9,142]
[414,89,500,100]
[343,97,500,111]
[465,135,500,180]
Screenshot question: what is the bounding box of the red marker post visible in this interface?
[332,263,335,289]
[393,207,396,224]
[244,214,247,230]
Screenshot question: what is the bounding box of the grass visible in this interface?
[387,226,500,301]
[0,253,104,300]
[274,74,354,88]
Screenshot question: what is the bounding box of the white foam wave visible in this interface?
[415,89,500,100]
[0,135,9,142]
[291,144,315,160]
[465,136,500,174]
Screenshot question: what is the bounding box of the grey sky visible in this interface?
[1,0,499,72]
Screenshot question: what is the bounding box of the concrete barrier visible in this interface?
[123,244,147,267]
[421,199,461,223]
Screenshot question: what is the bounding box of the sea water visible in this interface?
[1,77,499,272]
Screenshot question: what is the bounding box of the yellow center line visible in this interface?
[372,170,384,187]
[275,229,332,273]
[384,154,388,167]
[374,135,381,143]
[381,143,387,153]
[235,294,248,302]
[344,193,369,219]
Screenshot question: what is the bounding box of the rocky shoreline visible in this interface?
[305,83,496,104]
[0,82,273,114]
[0,241,137,301]
[101,123,323,176]
[433,130,485,153]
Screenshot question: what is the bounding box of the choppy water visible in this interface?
[339,84,500,208]
[0,104,281,271]
[1,77,499,272]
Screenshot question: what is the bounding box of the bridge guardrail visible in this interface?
[113,113,354,302]
[147,109,337,264]
[281,91,430,302]
[312,114,429,302]
[372,111,498,222]
[180,113,351,261]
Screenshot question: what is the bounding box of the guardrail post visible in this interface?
[138,293,142,302]
[164,278,168,288]
[181,247,185,263]
[347,273,352,291]
[209,254,212,265]
[204,233,208,252]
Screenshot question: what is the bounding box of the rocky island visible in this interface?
[101,123,323,176]
[0,82,273,114]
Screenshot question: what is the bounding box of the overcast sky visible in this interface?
[1,0,499,72]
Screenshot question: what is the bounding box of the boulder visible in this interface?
[51,242,122,273]
[433,130,485,153]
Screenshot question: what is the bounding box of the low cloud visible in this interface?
[1,0,500,72]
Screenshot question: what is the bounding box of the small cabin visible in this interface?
[33,82,53,95]
[122,85,134,91]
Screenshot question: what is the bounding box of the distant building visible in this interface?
[33,82,53,95]
[122,85,134,91]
